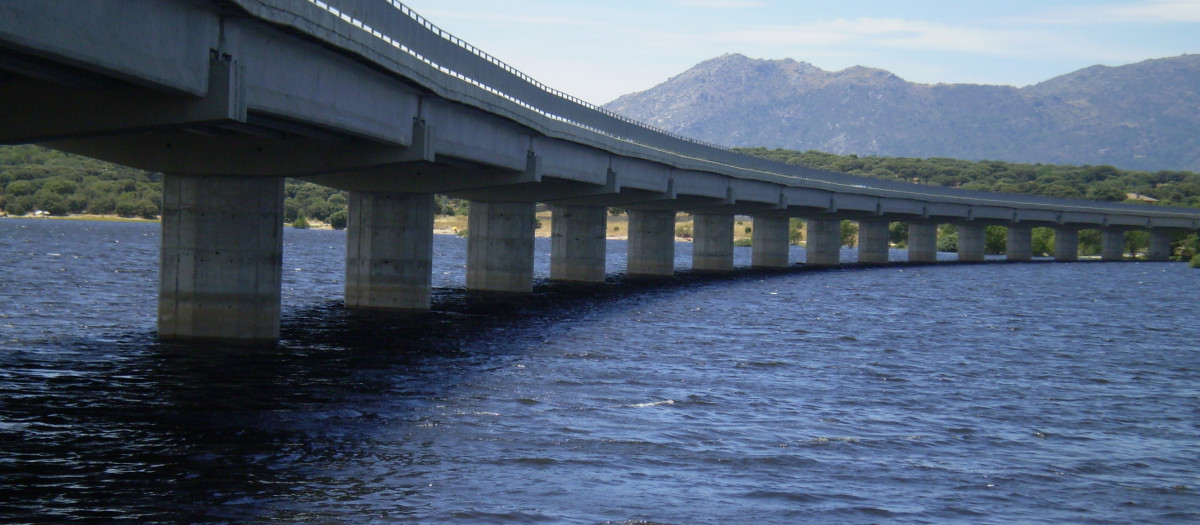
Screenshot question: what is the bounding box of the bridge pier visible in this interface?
[1101,229,1126,261]
[627,210,676,277]
[467,201,536,293]
[693,213,734,272]
[751,216,790,268]
[550,205,607,282]
[1054,228,1079,261]
[1148,230,1172,262]
[345,192,434,310]
[1006,225,1033,261]
[158,174,284,342]
[907,223,938,263]
[805,219,841,266]
[957,224,986,262]
[858,221,890,264]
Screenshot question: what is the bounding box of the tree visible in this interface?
[888,222,907,246]
[1125,231,1149,259]
[327,210,348,230]
[1032,227,1055,257]
[840,220,859,247]
[985,226,1007,254]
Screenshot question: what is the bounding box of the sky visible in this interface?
[397,0,1200,105]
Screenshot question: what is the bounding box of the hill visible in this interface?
[604,54,1200,172]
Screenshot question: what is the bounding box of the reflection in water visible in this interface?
[2,219,1199,523]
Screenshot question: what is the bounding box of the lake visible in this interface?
[1,218,1198,523]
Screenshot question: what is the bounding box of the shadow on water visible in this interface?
[1,257,1150,521]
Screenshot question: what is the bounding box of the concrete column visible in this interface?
[858,221,890,264]
[693,213,734,272]
[158,174,284,342]
[805,218,841,266]
[957,224,986,262]
[908,223,938,263]
[345,192,434,310]
[1101,229,1126,261]
[1054,228,1079,261]
[550,205,607,282]
[627,209,675,277]
[1006,225,1033,262]
[467,201,536,293]
[1148,230,1172,262]
[751,215,790,268]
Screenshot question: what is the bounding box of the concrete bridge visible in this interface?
[3,0,1198,342]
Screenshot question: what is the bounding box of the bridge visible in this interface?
[3,0,1199,342]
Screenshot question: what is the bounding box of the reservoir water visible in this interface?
[1,218,1198,523]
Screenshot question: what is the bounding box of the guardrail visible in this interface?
[259,0,1200,221]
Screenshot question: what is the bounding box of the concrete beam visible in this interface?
[1054,228,1079,261]
[908,223,938,263]
[467,201,536,293]
[158,174,283,342]
[345,192,434,310]
[751,216,790,268]
[1101,230,1126,261]
[627,210,675,277]
[550,205,607,282]
[693,213,734,272]
[1006,225,1033,262]
[858,221,890,264]
[958,224,986,262]
[1148,230,1172,262]
[806,219,841,266]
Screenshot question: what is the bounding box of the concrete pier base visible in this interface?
[345,192,434,310]
[628,210,676,277]
[1148,230,1172,262]
[467,201,536,293]
[805,219,841,266]
[159,174,284,342]
[908,223,939,263]
[858,221,890,264]
[957,224,985,262]
[1054,228,1079,261]
[550,205,607,282]
[1101,230,1126,261]
[751,216,790,268]
[1006,225,1032,262]
[693,214,734,272]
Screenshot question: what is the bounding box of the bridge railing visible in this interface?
[276,0,1199,220]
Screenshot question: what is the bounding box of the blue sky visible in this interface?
[398,0,1200,105]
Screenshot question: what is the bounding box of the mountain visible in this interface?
[603,53,1200,172]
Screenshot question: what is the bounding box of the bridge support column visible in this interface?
[345,192,433,310]
[858,221,889,264]
[751,216,790,268]
[550,205,607,282]
[1148,230,1172,262]
[908,223,938,263]
[158,174,283,342]
[1006,225,1033,261]
[467,201,536,293]
[957,224,985,262]
[1101,230,1126,261]
[693,213,734,272]
[628,210,675,277]
[1054,228,1079,261]
[805,219,841,266]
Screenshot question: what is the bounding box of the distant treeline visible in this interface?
[0,146,475,224]
[736,147,1200,208]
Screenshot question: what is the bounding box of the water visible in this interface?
[1,218,1198,524]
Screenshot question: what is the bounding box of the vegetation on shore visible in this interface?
[3,144,1198,258]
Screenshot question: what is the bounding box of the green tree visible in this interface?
[840,220,859,247]
[327,210,348,230]
[1031,227,1055,257]
[1125,231,1150,259]
[985,226,1007,255]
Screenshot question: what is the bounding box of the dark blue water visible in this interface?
[1,218,1198,524]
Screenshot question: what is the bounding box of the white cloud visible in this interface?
[670,0,766,8]
[1024,0,1200,25]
